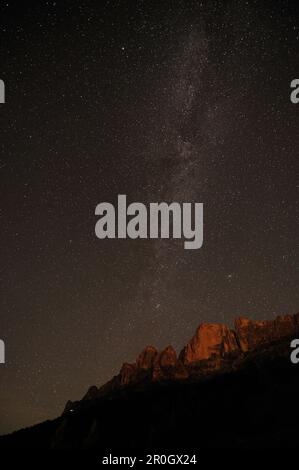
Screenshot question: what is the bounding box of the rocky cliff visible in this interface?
[64,312,299,413]
[2,310,299,450]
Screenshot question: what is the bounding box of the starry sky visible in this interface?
[0,0,298,434]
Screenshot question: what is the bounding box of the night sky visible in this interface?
[0,0,298,434]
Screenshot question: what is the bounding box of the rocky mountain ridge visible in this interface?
[2,310,299,450]
[64,312,299,413]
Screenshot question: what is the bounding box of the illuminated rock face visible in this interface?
[178,314,299,365]
[234,314,299,353]
[136,346,158,370]
[117,314,299,385]
[119,363,138,386]
[119,346,188,384]
[179,323,239,365]
[152,346,188,381]
[64,312,299,415]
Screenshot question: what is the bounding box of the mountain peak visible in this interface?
[179,322,239,364]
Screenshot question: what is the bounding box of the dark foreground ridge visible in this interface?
[1,312,299,449]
